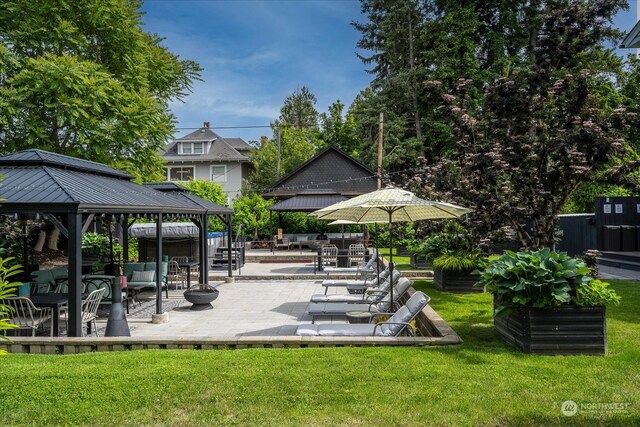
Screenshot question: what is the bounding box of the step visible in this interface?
[600,251,640,264]
[598,257,640,271]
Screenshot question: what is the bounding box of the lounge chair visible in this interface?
[307,277,413,323]
[321,266,390,295]
[322,250,378,278]
[296,291,431,337]
[310,270,402,304]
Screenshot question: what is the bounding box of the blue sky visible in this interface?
[140,0,638,143]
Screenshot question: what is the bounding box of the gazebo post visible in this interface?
[269,210,273,253]
[122,214,129,263]
[200,213,209,284]
[155,213,163,314]
[226,213,233,278]
[67,212,83,337]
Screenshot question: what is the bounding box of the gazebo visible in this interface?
[0,149,232,336]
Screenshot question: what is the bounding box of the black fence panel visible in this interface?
[558,214,596,256]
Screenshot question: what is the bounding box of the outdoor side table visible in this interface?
[346,311,372,324]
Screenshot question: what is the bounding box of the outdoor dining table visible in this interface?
[177,261,199,289]
[30,293,83,337]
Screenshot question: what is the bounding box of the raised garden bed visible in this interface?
[494,305,607,355]
[433,268,480,292]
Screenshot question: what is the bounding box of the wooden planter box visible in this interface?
[409,254,431,269]
[433,268,481,292]
[494,304,607,355]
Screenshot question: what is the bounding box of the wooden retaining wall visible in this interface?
[1,288,461,354]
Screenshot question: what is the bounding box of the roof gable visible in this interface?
[263,146,377,198]
[0,149,132,179]
[163,127,251,162]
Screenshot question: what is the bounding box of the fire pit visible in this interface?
[183,285,219,311]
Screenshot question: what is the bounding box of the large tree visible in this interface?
[412,0,634,249]
[249,87,321,191]
[0,0,201,181]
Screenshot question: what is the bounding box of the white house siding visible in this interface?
[192,162,243,204]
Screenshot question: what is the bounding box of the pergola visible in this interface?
[0,149,232,337]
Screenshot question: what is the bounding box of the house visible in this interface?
[162,122,253,203]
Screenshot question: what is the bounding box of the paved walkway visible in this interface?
[99,278,356,338]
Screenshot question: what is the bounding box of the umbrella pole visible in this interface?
[388,210,393,309]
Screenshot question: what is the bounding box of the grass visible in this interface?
[0,281,638,426]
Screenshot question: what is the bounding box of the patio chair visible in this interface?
[296,291,431,337]
[2,297,53,336]
[83,275,129,314]
[310,270,402,304]
[273,236,292,250]
[307,277,413,323]
[62,288,106,337]
[321,244,339,268]
[167,260,186,290]
[348,244,366,266]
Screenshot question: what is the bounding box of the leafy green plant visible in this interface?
[0,257,22,353]
[81,232,111,257]
[432,252,484,272]
[574,279,621,307]
[477,248,620,317]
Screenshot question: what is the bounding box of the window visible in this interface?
[180,142,204,155]
[167,166,195,181]
[210,165,227,182]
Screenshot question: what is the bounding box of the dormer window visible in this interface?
[180,142,204,155]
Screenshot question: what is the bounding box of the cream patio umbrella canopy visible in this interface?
[312,187,473,305]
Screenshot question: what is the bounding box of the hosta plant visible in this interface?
[476,248,619,317]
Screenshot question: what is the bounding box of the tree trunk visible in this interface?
[407,15,423,151]
[47,228,60,250]
[34,231,46,252]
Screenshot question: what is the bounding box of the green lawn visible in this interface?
[0,281,638,426]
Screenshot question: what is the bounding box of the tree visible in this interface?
[249,87,321,190]
[0,0,201,181]
[318,100,361,156]
[182,180,228,231]
[231,193,272,240]
[278,86,319,129]
[412,0,634,249]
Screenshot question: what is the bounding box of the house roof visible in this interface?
[262,146,377,199]
[269,193,348,212]
[0,149,226,214]
[621,20,640,48]
[163,127,252,163]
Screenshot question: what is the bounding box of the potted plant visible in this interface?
[420,223,484,292]
[476,248,620,355]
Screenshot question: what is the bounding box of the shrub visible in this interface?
[476,248,619,317]
[0,257,22,353]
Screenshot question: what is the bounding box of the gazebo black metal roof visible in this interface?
[0,150,223,215]
[144,182,233,215]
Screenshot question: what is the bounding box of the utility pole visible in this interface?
[276,126,281,178]
[377,112,384,189]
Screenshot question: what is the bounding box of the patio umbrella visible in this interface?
[313,187,473,306]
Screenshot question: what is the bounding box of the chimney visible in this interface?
[260,136,269,146]
[203,121,210,128]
